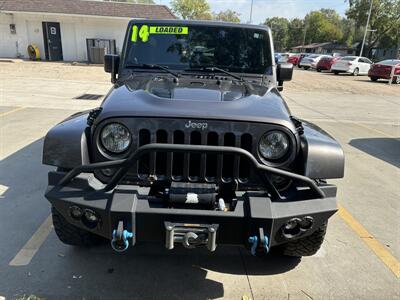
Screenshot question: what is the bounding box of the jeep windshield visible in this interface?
[124,24,273,75]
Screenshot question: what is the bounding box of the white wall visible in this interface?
[0,12,129,61]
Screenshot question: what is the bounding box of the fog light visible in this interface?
[69,206,83,220]
[101,168,115,177]
[84,209,98,223]
[281,217,302,239]
[299,216,314,230]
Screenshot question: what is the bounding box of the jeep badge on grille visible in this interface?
[185,120,208,130]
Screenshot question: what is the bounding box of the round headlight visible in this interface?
[100,123,131,153]
[259,130,290,160]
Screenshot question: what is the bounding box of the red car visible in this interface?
[287,55,300,65]
[368,59,400,83]
[316,56,341,72]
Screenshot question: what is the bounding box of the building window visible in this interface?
[10,24,16,34]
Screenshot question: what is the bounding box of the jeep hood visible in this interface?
[97,75,295,131]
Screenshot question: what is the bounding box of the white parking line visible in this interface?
[0,184,9,199]
[9,215,53,266]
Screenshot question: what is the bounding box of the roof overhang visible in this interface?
[0,10,143,21]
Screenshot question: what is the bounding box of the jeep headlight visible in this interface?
[258,130,289,160]
[100,123,131,153]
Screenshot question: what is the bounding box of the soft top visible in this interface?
[128,19,271,32]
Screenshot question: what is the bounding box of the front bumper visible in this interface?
[45,144,338,251]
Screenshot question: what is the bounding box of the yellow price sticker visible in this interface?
[132,25,189,42]
[149,26,189,35]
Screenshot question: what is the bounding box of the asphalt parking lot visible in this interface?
[0,61,399,300]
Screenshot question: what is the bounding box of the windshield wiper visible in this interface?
[125,63,180,79]
[186,66,243,81]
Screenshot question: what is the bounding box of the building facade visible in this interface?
[0,0,175,62]
[291,42,356,56]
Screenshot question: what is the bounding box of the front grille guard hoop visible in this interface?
[58,144,325,200]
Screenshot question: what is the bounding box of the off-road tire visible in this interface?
[278,222,327,257]
[52,206,103,247]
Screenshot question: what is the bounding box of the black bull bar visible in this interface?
[57,143,325,199]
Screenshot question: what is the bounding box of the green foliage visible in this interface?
[304,10,343,44]
[346,0,400,53]
[214,9,240,23]
[264,17,289,51]
[287,18,304,48]
[170,0,212,20]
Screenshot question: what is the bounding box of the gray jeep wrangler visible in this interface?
[43,20,344,257]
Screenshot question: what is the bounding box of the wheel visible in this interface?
[51,206,103,247]
[304,66,309,70]
[317,69,321,72]
[370,77,378,82]
[393,76,400,84]
[333,71,339,75]
[275,223,327,257]
[353,68,359,76]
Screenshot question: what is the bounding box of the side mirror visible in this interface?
[277,63,294,91]
[104,54,120,83]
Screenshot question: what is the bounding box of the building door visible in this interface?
[42,22,63,61]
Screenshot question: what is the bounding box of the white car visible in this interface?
[300,54,329,70]
[331,56,372,76]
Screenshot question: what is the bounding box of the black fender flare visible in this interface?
[42,112,90,169]
[300,121,344,179]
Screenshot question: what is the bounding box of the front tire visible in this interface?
[353,68,359,76]
[276,223,327,257]
[52,206,103,247]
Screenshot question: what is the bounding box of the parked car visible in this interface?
[368,59,400,83]
[287,54,300,66]
[311,55,332,69]
[300,54,325,70]
[331,56,372,76]
[278,53,291,63]
[43,20,344,258]
[316,56,341,72]
[274,52,282,63]
[297,53,310,68]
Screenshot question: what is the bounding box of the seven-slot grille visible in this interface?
[133,129,253,183]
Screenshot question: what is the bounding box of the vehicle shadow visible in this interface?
[349,138,400,168]
[0,138,300,300]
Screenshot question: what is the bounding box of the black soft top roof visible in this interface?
[128,19,271,32]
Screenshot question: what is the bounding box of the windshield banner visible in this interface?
[132,25,189,43]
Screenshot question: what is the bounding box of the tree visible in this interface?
[346,0,400,55]
[170,0,212,20]
[213,10,240,23]
[287,18,304,48]
[304,10,343,44]
[264,17,290,51]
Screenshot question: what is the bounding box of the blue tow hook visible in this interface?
[111,227,133,253]
[248,235,270,256]
[248,236,258,256]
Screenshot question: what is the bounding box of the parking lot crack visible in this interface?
[238,247,255,300]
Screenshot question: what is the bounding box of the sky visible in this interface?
[157,0,349,24]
